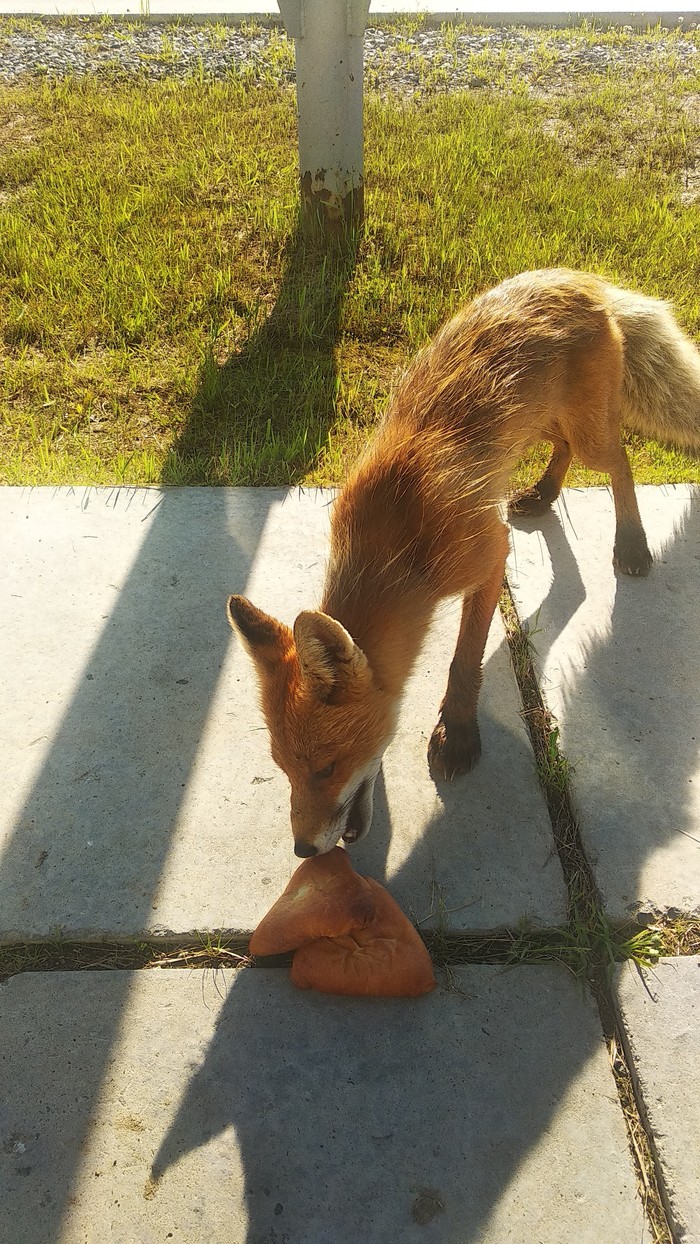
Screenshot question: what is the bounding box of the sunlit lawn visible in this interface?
[0,22,698,487]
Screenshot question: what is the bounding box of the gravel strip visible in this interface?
[0,18,698,92]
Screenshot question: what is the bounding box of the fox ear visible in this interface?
[293,611,370,699]
[227,595,292,669]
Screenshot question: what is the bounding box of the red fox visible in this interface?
[228,268,700,857]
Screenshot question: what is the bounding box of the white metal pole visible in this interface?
[278,0,370,234]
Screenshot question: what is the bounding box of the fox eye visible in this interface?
[313,761,335,781]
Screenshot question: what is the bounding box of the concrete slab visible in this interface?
[0,486,564,940]
[507,485,700,922]
[0,965,648,1244]
[615,957,700,1244]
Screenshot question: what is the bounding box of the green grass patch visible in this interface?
[0,52,698,486]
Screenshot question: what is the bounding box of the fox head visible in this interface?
[227,595,397,857]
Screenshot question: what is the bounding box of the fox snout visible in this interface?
[291,771,379,858]
[293,840,318,858]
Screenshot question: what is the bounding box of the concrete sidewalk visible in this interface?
[1,484,698,1243]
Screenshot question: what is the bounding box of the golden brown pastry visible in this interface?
[291,878,436,998]
[249,846,375,956]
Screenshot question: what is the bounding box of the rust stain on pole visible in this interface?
[300,170,364,238]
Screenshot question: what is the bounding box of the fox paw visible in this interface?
[613,525,653,577]
[507,487,553,519]
[428,717,481,781]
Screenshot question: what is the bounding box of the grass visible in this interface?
[0,933,252,982]
[0,28,698,487]
[0,920,670,994]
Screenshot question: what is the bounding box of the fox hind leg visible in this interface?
[566,396,652,574]
[508,435,572,518]
[428,526,509,781]
[606,445,653,575]
[512,432,652,574]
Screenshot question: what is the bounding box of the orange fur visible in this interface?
[229,268,700,855]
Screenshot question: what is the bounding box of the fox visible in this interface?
[227,268,700,858]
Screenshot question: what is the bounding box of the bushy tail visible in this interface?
[605,284,700,453]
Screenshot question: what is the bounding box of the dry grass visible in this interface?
[0,934,252,982]
[608,1029,674,1242]
[654,914,700,956]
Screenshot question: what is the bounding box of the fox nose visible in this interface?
[294,841,318,858]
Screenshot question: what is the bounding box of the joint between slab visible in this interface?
[499,577,603,925]
[499,578,680,1240]
[602,976,679,1244]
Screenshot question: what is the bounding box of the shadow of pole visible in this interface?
[146,613,591,1244]
[0,224,359,1244]
[162,223,359,488]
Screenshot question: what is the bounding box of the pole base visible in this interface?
[300,172,364,240]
